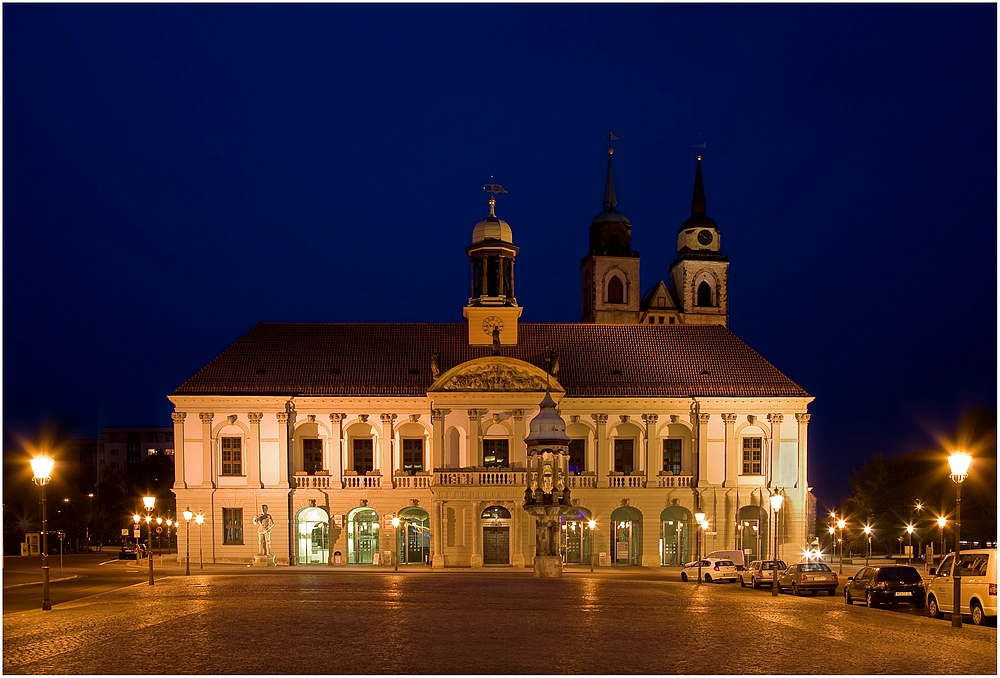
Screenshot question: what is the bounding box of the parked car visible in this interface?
[778,562,839,595]
[680,557,738,583]
[844,565,925,608]
[925,548,997,626]
[739,559,788,589]
[118,543,146,560]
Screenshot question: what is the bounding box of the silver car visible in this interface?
[739,559,788,589]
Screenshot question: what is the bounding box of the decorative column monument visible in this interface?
[523,390,571,578]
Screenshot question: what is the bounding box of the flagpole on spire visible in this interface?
[483,175,507,214]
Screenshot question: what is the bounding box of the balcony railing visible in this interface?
[656,473,695,488]
[608,473,647,489]
[343,473,382,489]
[434,468,527,486]
[567,473,598,489]
[394,472,433,489]
[294,474,333,489]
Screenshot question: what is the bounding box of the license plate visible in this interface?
[895,592,912,597]
[814,576,827,581]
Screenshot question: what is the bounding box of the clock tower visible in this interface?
[464,191,523,345]
[669,156,729,326]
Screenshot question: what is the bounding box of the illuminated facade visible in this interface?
[169,153,814,568]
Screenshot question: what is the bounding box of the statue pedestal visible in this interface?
[533,555,563,578]
[253,554,276,567]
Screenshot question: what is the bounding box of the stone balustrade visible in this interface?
[608,473,647,489]
[343,473,383,489]
[656,474,695,488]
[293,473,332,489]
[433,468,527,486]
[394,472,433,489]
[567,473,598,489]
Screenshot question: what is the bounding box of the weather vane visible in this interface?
[692,133,707,160]
[608,128,619,154]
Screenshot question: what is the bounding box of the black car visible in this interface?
[844,565,926,609]
[118,543,146,560]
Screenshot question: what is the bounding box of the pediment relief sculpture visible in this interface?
[430,357,564,393]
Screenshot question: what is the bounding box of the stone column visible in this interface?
[467,409,484,467]
[722,413,738,487]
[767,413,783,489]
[171,412,187,489]
[432,501,445,568]
[431,409,446,469]
[199,412,214,488]
[641,413,658,478]
[469,501,483,567]
[276,411,290,489]
[511,500,525,567]
[380,413,397,482]
[592,414,609,488]
[693,412,710,488]
[329,413,346,484]
[794,413,810,494]
[247,412,263,489]
[512,410,526,466]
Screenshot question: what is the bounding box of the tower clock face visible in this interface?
[482,316,504,335]
[697,229,714,246]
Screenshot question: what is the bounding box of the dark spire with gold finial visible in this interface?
[603,147,618,210]
[679,154,718,233]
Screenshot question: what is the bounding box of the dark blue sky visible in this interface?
[4,4,996,507]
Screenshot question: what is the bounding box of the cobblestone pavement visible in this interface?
[3,570,996,675]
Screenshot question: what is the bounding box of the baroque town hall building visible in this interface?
[169,150,815,568]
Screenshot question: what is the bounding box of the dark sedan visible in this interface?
[778,562,839,596]
[844,565,925,609]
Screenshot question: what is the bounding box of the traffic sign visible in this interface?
[156,526,163,534]
[133,529,141,538]
[121,529,128,536]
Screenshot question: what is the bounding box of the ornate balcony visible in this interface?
[434,468,527,486]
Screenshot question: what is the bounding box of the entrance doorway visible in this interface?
[738,506,766,561]
[659,506,691,566]
[560,506,593,565]
[347,507,379,564]
[481,505,511,565]
[396,507,430,565]
[610,506,643,565]
[296,506,329,565]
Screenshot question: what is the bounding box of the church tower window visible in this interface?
[697,281,714,307]
[608,275,624,304]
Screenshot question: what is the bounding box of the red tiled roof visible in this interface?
[173,323,810,398]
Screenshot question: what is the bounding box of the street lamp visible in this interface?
[936,516,947,565]
[166,519,174,556]
[391,516,401,571]
[769,492,784,597]
[30,455,55,611]
[143,496,155,585]
[156,517,163,558]
[863,525,872,567]
[836,519,846,574]
[195,512,205,569]
[906,524,915,565]
[948,451,972,628]
[588,519,597,572]
[182,508,193,576]
[694,511,706,585]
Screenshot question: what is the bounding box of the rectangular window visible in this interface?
[482,439,509,468]
[221,437,243,475]
[303,439,323,475]
[614,439,634,474]
[402,438,423,474]
[663,439,682,475]
[568,439,586,474]
[353,439,374,474]
[222,508,243,545]
[165,432,174,443]
[742,437,763,475]
[149,432,158,442]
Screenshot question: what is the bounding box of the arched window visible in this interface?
[608,275,624,304]
[697,281,714,307]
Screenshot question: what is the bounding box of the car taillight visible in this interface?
[713,565,720,571]
[989,583,997,596]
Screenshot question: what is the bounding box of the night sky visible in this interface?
[4,4,996,508]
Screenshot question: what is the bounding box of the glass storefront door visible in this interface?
[296,506,329,565]
[348,507,379,564]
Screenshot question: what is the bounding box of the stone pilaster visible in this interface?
[722,413,738,487]
[767,413,783,488]
[693,412,711,487]
[467,409,484,467]
[431,409,447,469]
[380,413,397,478]
[247,412,263,488]
[795,413,810,492]
[469,501,483,567]
[329,413,346,484]
[512,409,526,466]
[275,411,290,488]
[592,414,609,487]
[641,413,658,476]
[171,412,187,489]
[199,412,214,488]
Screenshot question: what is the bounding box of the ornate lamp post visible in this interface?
[863,525,872,567]
[694,511,706,585]
[166,519,173,556]
[936,516,947,565]
[828,526,836,561]
[588,519,597,572]
[948,451,972,628]
[143,496,155,585]
[906,524,915,565]
[836,519,846,574]
[182,508,193,575]
[769,492,784,597]
[391,516,402,571]
[195,512,205,569]
[30,455,55,611]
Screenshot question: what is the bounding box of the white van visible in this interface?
[925,548,997,626]
[706,550,746,570]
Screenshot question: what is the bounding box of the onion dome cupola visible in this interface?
[581,145,642,323]
[677,155,722,254]
[464,185,523,346]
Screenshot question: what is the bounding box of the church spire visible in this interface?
[691,155,706,215]
[603,147,618,211]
